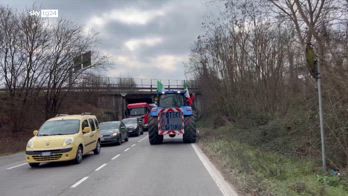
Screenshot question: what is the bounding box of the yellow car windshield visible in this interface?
[38,120,80,136]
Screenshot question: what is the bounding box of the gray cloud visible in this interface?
[0,0,223,80]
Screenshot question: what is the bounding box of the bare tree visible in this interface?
[0,7,51,130]
[189,0,348,167]
[0,6,106,130]
[0,7,23,97]
[43,19,103,118]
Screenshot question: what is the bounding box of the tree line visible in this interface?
[189,0,348,167]
[0,6,104,132]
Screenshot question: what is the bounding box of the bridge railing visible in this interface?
[79,77,198,91]
[0,77,199,93]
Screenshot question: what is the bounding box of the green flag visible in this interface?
[157,80,165,92]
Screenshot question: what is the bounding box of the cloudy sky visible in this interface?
[0,0,223,80]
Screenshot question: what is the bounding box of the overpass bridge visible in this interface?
[0,77,201,120]
[74,77,201,120]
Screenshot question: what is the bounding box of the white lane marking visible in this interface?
[124,147,130,152]
[6,163,27,170]
[137,136,147,142]
[131,144,136,147]
[95,163,107,172]
[71,176,89,188]
[111,154,120,160]
[191,144,239,196]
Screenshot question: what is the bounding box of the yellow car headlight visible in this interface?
[64,138,74,146]
[27,139,34,148]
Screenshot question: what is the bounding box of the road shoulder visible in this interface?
[192,143,239,196]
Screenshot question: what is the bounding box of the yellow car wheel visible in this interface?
[29,163,40,168]
[93,141,101,155]
[74,146,83,164]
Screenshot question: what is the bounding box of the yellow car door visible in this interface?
[88,118,98,150]
[81,119,93,153]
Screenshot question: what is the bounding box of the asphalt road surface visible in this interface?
[0,133,237,196]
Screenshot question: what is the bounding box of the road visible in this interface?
[0,133,237,196]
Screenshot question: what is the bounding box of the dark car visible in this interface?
[99,121,128,145]
[122,117,143,137]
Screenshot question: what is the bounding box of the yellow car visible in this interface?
[26,114,101,167]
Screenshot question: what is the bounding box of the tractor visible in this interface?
[148,90,197,144]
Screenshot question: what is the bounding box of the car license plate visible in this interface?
[160,112,183,131]
[41,152,51,156]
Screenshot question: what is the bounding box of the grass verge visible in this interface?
[198,126,348,196]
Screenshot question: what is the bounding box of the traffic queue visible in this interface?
[25,103,152,168]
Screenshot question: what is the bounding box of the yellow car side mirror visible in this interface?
[83,127,91,134]
[33,130,39,136]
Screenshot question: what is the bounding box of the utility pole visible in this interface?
[317,60,326,171]
[306,42,326,171]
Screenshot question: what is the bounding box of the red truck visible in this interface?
[126,102,154,131]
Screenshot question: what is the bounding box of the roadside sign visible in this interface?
[73,51,92,73]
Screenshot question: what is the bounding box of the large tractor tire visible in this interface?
[148,117,163,145]
[192,110,198,121]
[183,116,197,143]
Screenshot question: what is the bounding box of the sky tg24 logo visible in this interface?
[29,9,58,18]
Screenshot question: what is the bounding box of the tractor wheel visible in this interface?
[192,110,198,120]
[148,117,163,145]
[183,116,197,143]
